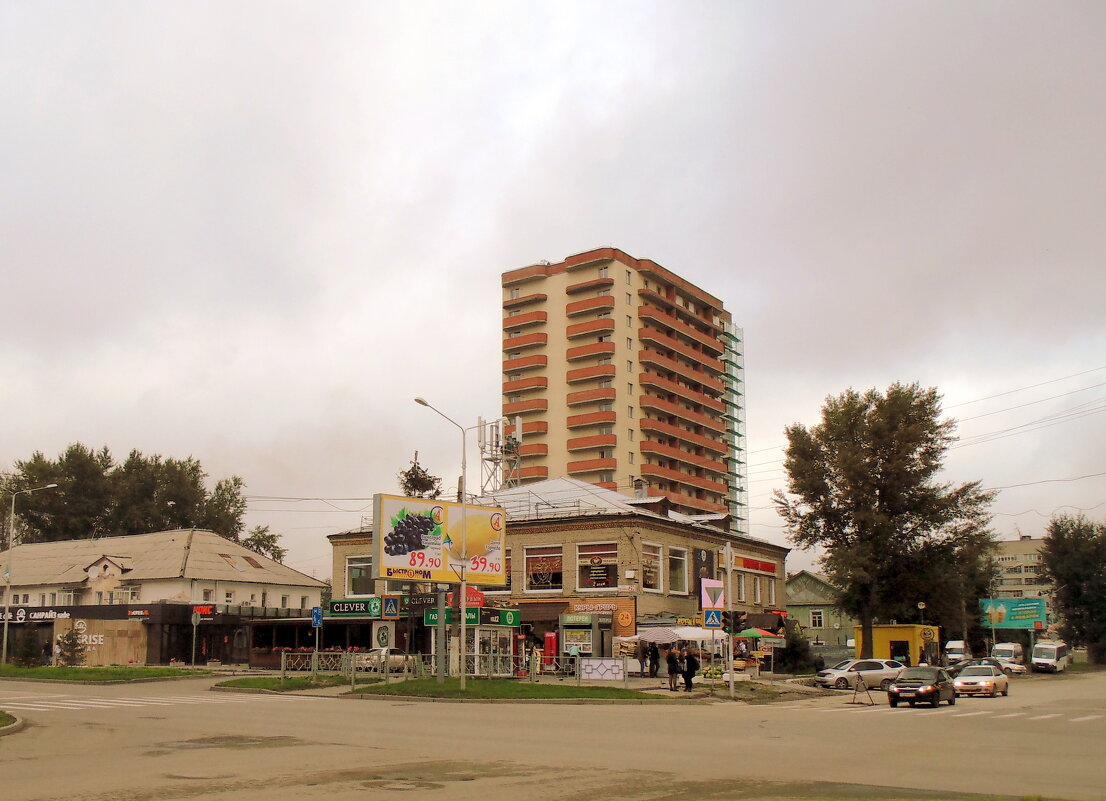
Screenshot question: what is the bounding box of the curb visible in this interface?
[0,714,25,737]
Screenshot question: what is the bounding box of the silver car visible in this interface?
[953,665,1010,697]
[815,658,906,690]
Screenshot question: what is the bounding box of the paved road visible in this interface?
[2,672,1105,801]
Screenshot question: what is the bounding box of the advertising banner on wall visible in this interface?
[372,494,507,586]
[979,598,1047,629]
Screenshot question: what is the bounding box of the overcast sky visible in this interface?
[3,1,1104,580]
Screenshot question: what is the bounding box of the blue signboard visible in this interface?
[979,598,1046,629]
[311,607,323,628]
[703,609,723,629]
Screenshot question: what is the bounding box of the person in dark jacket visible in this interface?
[647,643,660,678]
[666,646,681,691]
[682,648,700,692]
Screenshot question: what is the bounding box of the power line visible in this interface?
[945,364,1106,409]
[954,383,1106,423]
[983,471,1106,491]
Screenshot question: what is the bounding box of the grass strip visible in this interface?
[217,675,379,692]
[0,711,15,727]
[345,677,662,699]
[0,665,209,682]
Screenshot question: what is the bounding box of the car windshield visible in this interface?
[960,666,994,676]
[897,668,939,680]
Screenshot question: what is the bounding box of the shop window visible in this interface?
[525,545,563,591]
[642,543,661,591]
[347,555,374,596]
[810,609,824,628]
[668,547,688,594]
[577,542,617,590]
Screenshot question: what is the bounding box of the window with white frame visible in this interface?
[753,576,762,604]
[642,543,661,591]
[768,578,776,606]
[202,588,214,602]
[346,555,374,596]
[810,609,824,628]
[668,547,688,594]
[737,572,746,601]
[525,545,563,591]
[299,595,308,608]
[224,591,235,604]
[598,265,609,278]
[281,595,289,608]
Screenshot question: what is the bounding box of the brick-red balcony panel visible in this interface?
[566,318,616,339]
[639,464,728,494]
[638,349,725,393]
[639,394,726,435]
[646,485,728,514]
[566,364,617,384]
[503,354,548,373]
[637,328,725,376]
[567,411,617,429]
[502,376,548,394]
[503,293,547,309]
[502,332,547,351]
[639,418,728,455]
[638,303,724,354]
[503,398,549,415]
[567,434,617,452]
[639,373,725,414]
[567,458,618,474]
[567,387,616,406]
[566,296,615,317]
[518,443,548,458]
[518,465,550,480]
[502,310,547,330]
[566,342,616,362]
[640,441,727,474]
[566,277,615,295]
[505,420,549,437]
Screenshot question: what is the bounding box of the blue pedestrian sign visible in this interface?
[311,607,323,628]
[703,609,723,629]
[382,595,401,620]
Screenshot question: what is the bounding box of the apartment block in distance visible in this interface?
[501,246,748,531]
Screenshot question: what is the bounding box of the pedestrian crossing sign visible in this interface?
[703,609,723,629]
[382,595,401,620]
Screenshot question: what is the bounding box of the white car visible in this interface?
[815,658,906,690]
[954,665,1010,697]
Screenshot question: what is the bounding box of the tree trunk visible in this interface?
[858,585,876,658]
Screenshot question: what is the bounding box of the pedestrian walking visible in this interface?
[53,638,63,666]
[41,639,52,666]
[682,648,700,692]
[636,638,648,677]
[647,643,660,678]
[666,646,681,691]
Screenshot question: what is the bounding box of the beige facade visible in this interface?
[995,535,1053,617]
[502,247,748,526]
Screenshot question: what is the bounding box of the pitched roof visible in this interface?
[0,529,325,588]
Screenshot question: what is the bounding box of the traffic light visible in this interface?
[722,611,747,634]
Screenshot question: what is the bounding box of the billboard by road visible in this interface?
[372,494,506,586]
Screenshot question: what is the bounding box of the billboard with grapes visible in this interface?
[372,494,507,586]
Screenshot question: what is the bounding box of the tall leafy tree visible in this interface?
[241,524,287,563]
[1040,514,1106,664]
[2,444,247,545]
[398,452,442,499]
[773,383,995,658]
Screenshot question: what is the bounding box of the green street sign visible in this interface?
[423,607,479,626]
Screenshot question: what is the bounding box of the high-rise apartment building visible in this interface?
[501,247,748,532]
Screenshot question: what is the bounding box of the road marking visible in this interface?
[1025,713,1061,720]
[1070,715,1103,723]
[992,713,1026,718]
[950,711,992,717]
[0,694,312,712]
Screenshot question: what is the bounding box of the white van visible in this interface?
[991,642,1025,664]
[945,640,967,661]
[1031,641,1069,672]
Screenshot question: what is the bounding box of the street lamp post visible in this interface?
[3,483,59,664]
[414,397,470,691]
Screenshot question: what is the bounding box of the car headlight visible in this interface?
[919,685,934,693]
